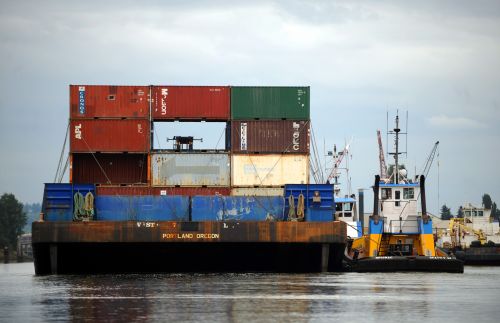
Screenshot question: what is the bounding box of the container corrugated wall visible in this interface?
[151,153,230,186]
[231,120,310,153]
[96,186,230,196]
[191,196,285,221]
[71,153,148,184]
[70,85,149,119]
[231,187,284,196]
[95,195,189,221]
[70,119,150,152]
[231,154,309,186]
[231,86,310,120]
[152,86,230,120]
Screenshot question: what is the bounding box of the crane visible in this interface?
[377,130,388,181]
[421,141,439,178]
[327,142,350,184]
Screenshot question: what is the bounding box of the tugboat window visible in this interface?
[403,188,414,199]
[395,191,401,207]
[381,188,392,200]
[478,211,483,216]
[344,203,352,211]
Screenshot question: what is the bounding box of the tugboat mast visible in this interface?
[394,115,400,184]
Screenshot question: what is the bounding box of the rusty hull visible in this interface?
[32,221,346,274]
[32,221,345,244]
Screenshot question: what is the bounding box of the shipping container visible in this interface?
[42,183,95,221]
[95,195,189,221]
[152,86,230,120]
[151,153,230,186]
[70,119,150,152]
[70,85,149,119]
[231,120,310,153]
[231,154,309,187]
[71,153,148,184]
[191,196,285,221]
[284,184,335,222]
[231,187,284,196]
[97,186,230,196]
[231,86,310,120]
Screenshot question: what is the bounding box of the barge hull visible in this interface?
[32,221,346,275]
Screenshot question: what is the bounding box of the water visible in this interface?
[1,263,500,322]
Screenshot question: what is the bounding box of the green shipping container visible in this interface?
[231,86,310,120]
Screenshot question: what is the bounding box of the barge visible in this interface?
[33,85,347,274]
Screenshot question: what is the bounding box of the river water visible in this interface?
[1,263,499,322]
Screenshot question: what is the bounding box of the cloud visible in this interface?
[428,114,485,129]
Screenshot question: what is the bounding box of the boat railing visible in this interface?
[385,216,420,234]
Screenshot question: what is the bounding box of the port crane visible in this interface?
[377,130,388,181]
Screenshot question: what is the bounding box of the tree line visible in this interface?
[440,194,500,221]
[0,193,27,250]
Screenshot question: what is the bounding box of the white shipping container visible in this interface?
[231,187,284,196]
[231,154,309,187]
[152,153,230,186]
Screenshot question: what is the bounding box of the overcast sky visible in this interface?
[1,0,499,214]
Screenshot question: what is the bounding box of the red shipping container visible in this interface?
[152,86,230,120]
[70,119,150,152]
[231,120,310,153]
[71,153,148,184]
[70,85,149,119]
[96,186,230,196]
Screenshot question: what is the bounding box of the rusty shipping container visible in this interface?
[231,154,309,187]
[152,86,230,120]
[152,153,230,186]
[71,153,148,184]
[97,186,230,196]
[231,120,310,153]
[70,119,150,152]
[70,85,149,119]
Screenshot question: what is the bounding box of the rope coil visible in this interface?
[73,191,94,221]
[288,193,305,221]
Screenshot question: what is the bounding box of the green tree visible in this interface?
[492,202,499,221]
[482,194,493,209]
[0,193,27,249]
[457,206,464,218]
[440,204,452,220]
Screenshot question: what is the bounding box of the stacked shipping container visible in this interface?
[150,86,231,197]
[67,85,312,220]
[69,85,150,185]
[229,87,311,196]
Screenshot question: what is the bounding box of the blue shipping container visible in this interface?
[95,195,189,221]
[191,196,285,221]
[284,184,335,222]
[43,183,95,221]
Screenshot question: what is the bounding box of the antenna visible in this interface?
[387,110,408,183]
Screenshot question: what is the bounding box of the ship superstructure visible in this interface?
[344,114,463,272]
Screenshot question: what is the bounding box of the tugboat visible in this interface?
[344,115,464,273]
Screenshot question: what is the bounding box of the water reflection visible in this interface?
[1,264,500,322]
